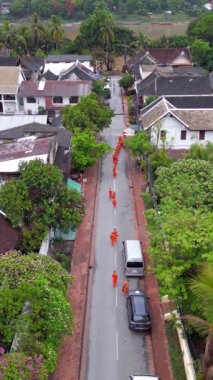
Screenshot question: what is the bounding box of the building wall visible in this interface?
[149,115,213,149]
[23,96,45,114]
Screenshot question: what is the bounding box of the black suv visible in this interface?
[126,290,151,331]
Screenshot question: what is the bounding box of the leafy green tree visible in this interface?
[71,128,111,171]
[191,39,213,67]
[147,208,213,300]
[0,252,72,374]
[186,143,213,162]
[187,13,213,45]
[146,159,213,300]
[118,74,134,93]
[144,96,159,107]
[125,130,153,158]
[61,93,113,133]
[0,160,83,251]
[74,8,115,69]
[92,79,108,99]
[150,149,174,173]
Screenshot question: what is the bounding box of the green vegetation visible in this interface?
[0,160,83,252]
[0,252,72,378]
[125,130,153,158]
[8,0,205,19]
[146,159,213,302]
[61,93,113,133]
[61,93,112,172]
[166,321,187,380]
[71,129,111,172]
[119,74,134,93]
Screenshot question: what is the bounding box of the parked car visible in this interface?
[126,290,151,331]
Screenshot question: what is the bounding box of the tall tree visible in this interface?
[185,265,213,379]
[0,160,83,251]
[48,15,65,50]
[29,13,45,51]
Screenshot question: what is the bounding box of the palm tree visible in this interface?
[15,26,30,56]
[1,20,14,50]
[99,11,115,70]
[29,13,45,52]
[48,15,64,50]
[185,265,213,379]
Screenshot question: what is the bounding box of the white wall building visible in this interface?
[141,97,213,150]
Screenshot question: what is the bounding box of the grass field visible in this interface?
[64,19,189,40]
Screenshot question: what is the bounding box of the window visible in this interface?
[3,94,15,100]
[69,96,79,104]
[27,97,36,103]
[181,130,186,140]
[199,131,205,140]
[160,130,166,140]
[53,96,63,104]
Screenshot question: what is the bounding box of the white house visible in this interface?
[19,80,92,116]
[44,54,93,75]
[0,66,25,114]
[141,97,213,150]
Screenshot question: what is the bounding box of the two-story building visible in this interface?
[0,66,25,114]
[19,80,92,116]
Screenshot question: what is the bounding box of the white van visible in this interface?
[123,240,144,277]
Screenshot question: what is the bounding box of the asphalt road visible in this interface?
[86,76,148,380]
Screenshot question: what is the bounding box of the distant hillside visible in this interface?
[8,0,205,19]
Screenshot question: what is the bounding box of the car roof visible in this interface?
[131,292,147,315]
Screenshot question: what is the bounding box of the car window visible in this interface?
[127,262,143,268]
[132,295,147,316]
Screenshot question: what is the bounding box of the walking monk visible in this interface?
[108,187,113,199]
[122,279,129,296]
[112,198,117,208]
[110,231,116,245]
[113,227,119,243]
[112,270,118,287]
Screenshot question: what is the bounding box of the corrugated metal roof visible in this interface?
[47,55,92,63]
[0,136,54,165]
[0,67,23,93]
[20,80,92,97]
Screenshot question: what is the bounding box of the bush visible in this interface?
[0,352,48,380]
[141,192,153,209]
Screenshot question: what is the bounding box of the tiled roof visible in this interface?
[59,61,94,81]
[127,47,191,67]
[20,56,44,71]
[165,96,213,109]
[171,109,213,130]
[0,212,20,255]
[141,98,174,129]
[141,97,213,131]
[40,70,59,80]
[0,57,19,66]
[46,55,92,63]
[20,80,92,97]
[137,74,211,96]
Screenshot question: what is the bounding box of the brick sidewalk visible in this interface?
[51,164,99,380]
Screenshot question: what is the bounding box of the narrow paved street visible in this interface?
[86,77,149,380]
